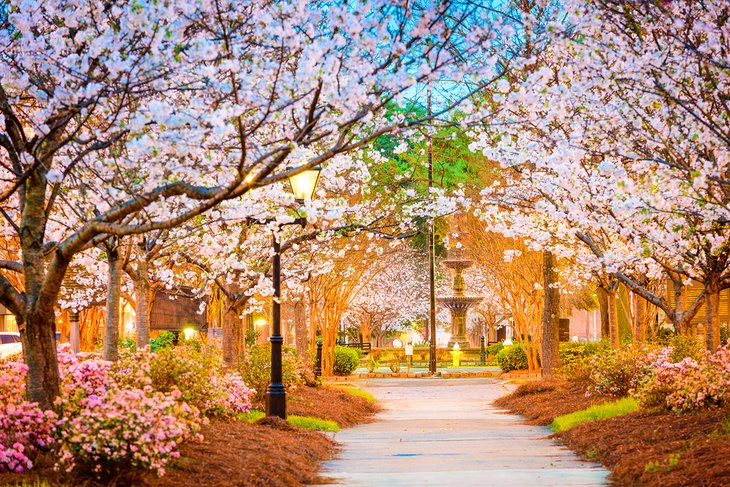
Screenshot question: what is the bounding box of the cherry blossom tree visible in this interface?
[0,0,508,408]
[471,0,730,351]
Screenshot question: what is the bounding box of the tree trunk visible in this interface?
[540,251,560,378]
[103,246,122,361]
[597,287,610,340]
[607,290,620,348]
[222,304,237,366]
[705,282,721,351]
[632,292,647,343]
[222,295,246,367]
[671,276,688,335]
[135,258,151,348]
[16,170,62,408]
[294,299,309,365]
[22,309,61,410]
[360,319,372,346]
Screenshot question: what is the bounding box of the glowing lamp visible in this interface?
[288,166,321,202]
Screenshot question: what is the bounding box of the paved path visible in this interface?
[318,378,608,486]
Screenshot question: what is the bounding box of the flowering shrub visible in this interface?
[214,373,254,415]
[53,344,205,477]
[56,386,201,477]
[559,341,607,382]
[1,343,254,478]
[587,345,657,397]
[239,344,303,401]
[634,342,730,412]
[149,345,252,417]
[0,358,57,473]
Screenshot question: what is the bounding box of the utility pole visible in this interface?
[427,89,437,375]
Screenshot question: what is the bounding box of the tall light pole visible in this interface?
[427,89,437,375]
[265,166,321,419]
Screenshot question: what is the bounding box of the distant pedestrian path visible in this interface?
[318,378,608,486]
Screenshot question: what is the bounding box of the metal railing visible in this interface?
[337,341,372,353]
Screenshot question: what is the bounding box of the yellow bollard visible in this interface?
[451,349,462,367]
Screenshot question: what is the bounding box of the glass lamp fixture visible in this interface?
[287,166,322,202]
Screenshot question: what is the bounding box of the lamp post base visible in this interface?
[265,383,287,419]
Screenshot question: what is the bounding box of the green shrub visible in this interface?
[333,346,360,376]
[148,345,230,416]
[669,334,704,362]
[238,344,302,401]
[649,326,675,346]
[559,341,607,381]
[150,331,175,352]
[496,345,528,371]
[388,360,401,373]
[245,328,260,347]
[367,355,379,373]
[487,342,504,357]
[118,338,136,351]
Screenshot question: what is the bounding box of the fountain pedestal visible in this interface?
[437,250,482,349]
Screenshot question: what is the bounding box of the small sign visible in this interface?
[405,344,413,356]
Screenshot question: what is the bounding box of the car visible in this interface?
[0,331,22,358]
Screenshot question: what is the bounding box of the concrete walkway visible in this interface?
[318,378,608,486]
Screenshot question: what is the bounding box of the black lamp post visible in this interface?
[265,165,321,419]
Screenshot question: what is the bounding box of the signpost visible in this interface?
[405,343,413,374]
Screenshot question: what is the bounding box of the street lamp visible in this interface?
[266,165,321,419]
[288,166,322,202]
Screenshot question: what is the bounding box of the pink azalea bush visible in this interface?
[0,359,57,473]
[1,343,254,478]
[587,345,658,397]
[633,341,730,412]
[53,344,204,477]
[55,386,201,477]
[149,345,254,417]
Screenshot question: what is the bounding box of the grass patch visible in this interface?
[239,410,339,432]
[343,388,377,403]
[550,397,639,432]
[288,415,339,432]
[241,409,265,422]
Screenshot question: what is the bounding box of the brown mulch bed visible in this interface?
[493,379,607,425]
[557,408,730,486]
[159,417,335,487]
[285,384,380,427]
[0,384,379,487]
[496,380,730,486]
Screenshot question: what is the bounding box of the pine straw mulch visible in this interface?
[0,384,380,487]
[495,380,730,486]
[285,383,381,427]
[493,379,608,425]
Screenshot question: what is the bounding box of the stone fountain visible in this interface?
[437,248,483,349]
